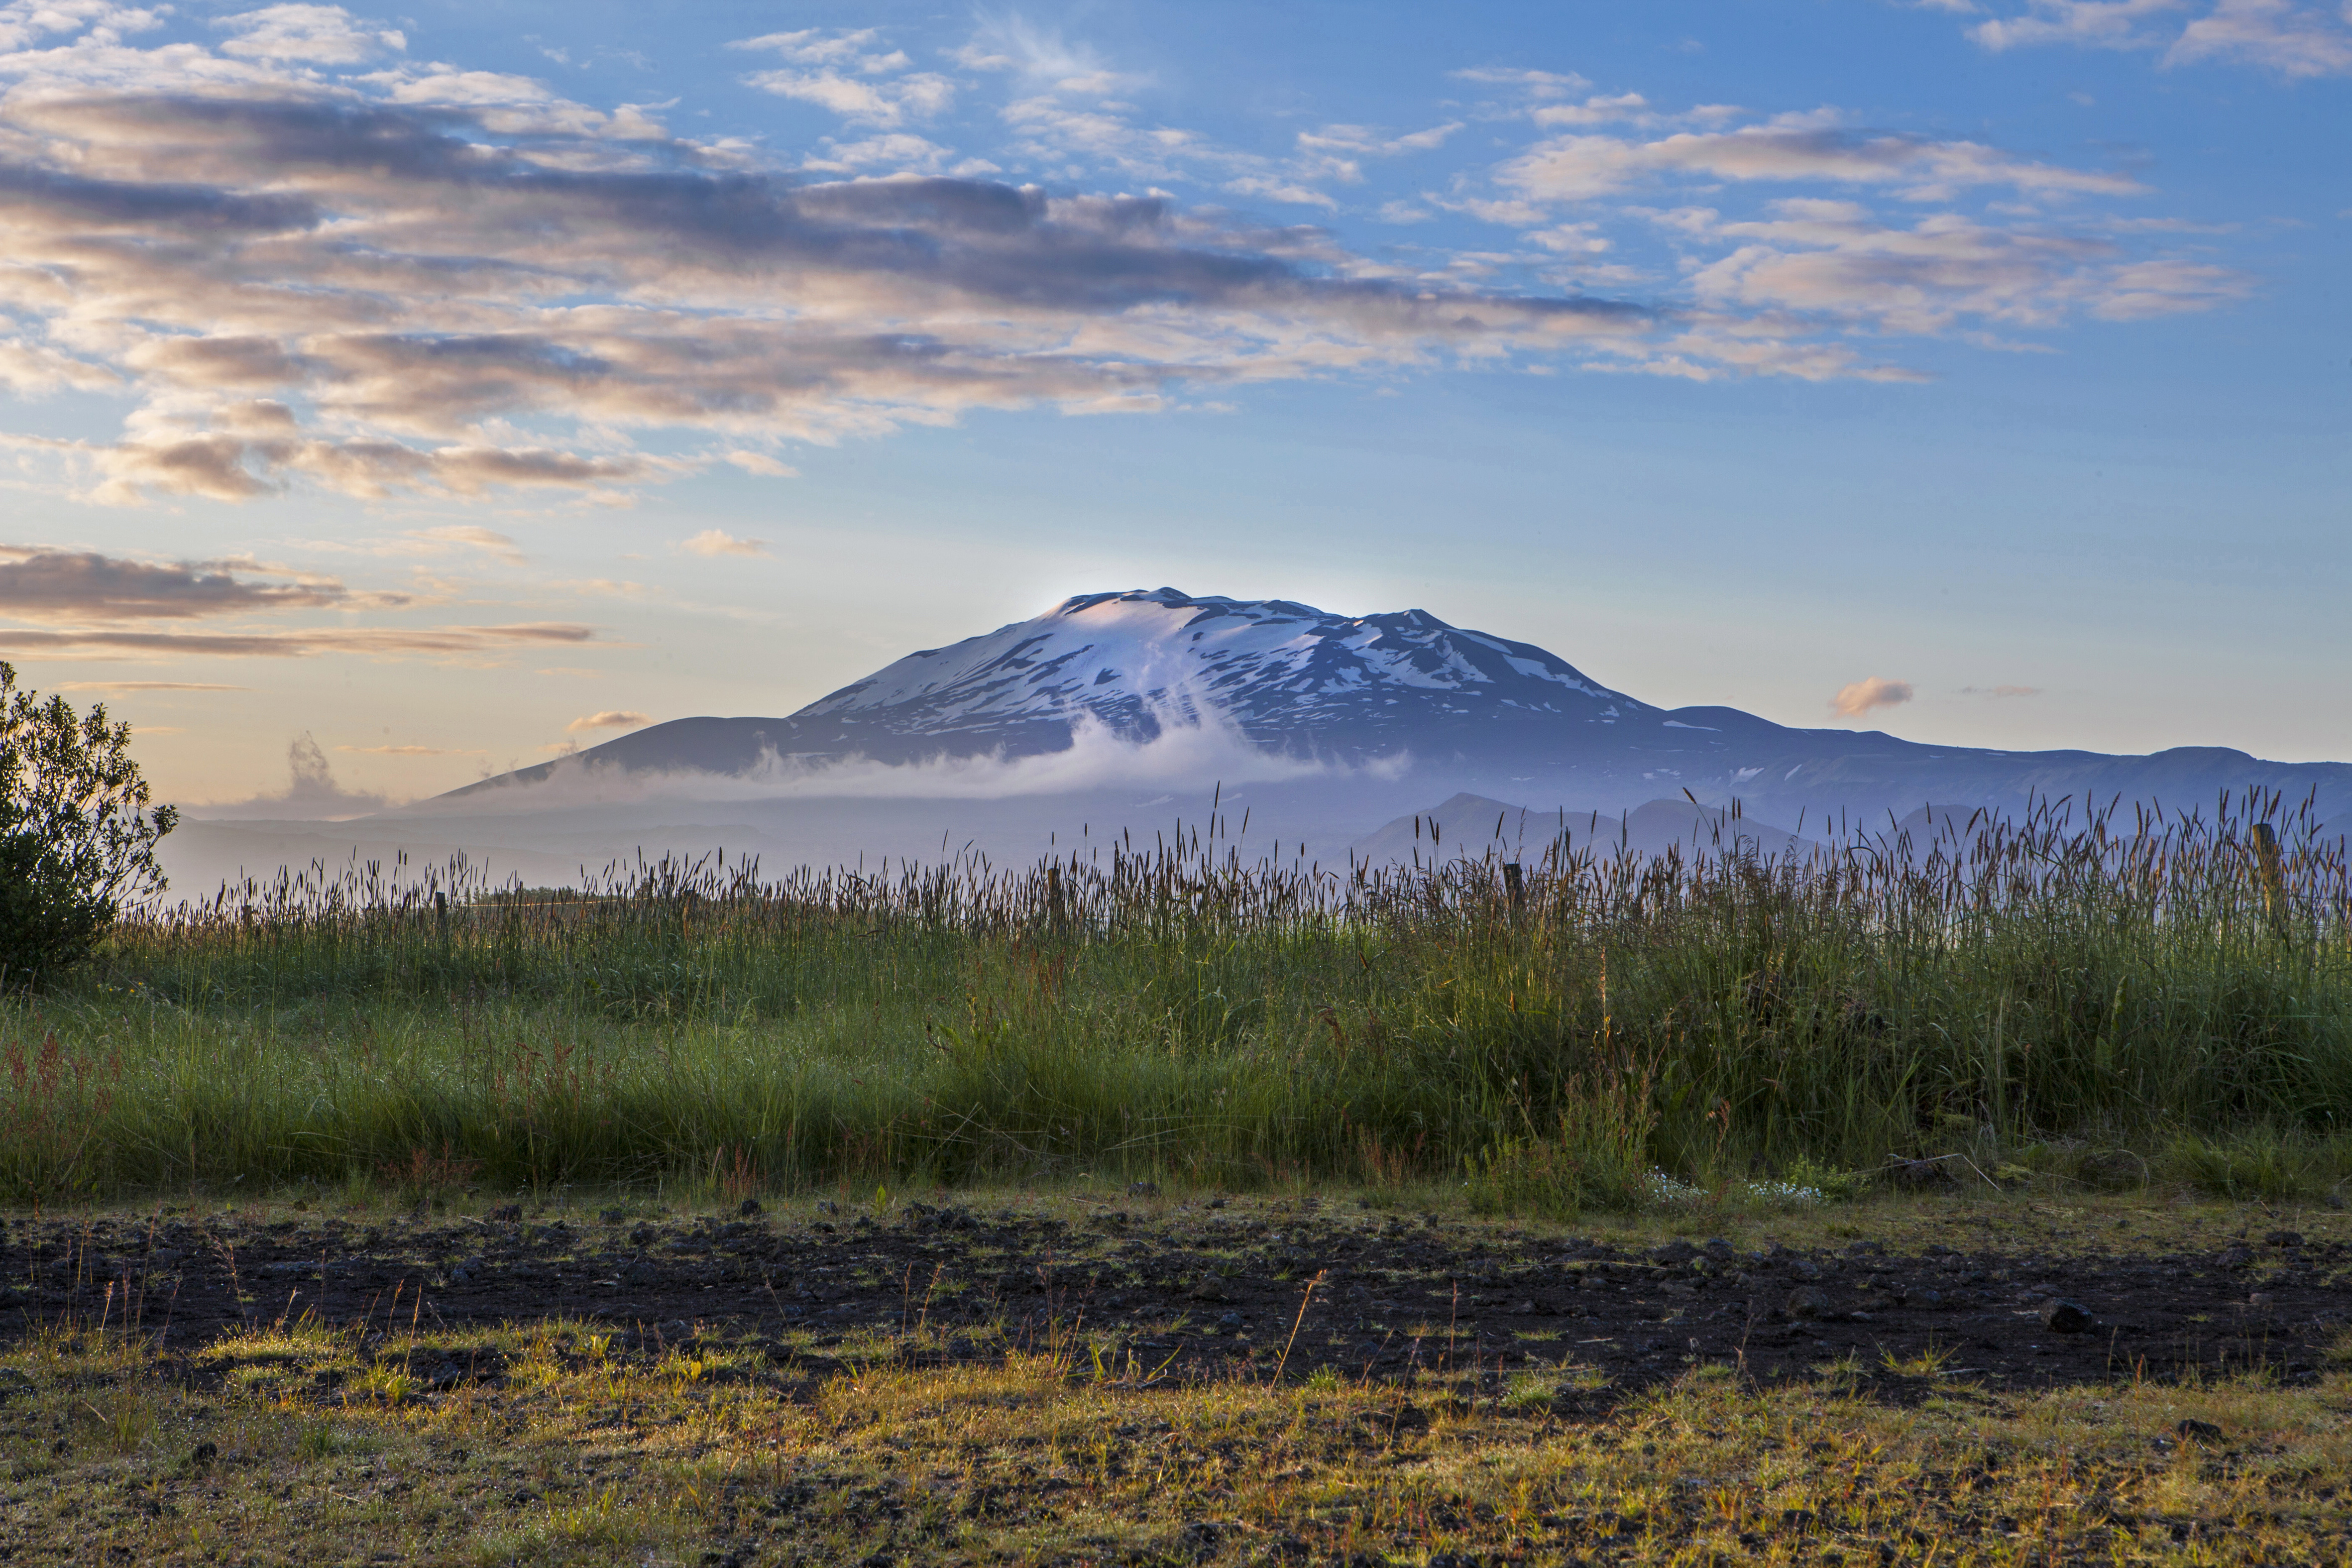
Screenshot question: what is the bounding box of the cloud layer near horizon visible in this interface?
[0,4,2254,507]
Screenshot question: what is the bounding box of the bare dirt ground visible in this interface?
[7,1192,2345,1401]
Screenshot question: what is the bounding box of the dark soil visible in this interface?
[6,1200,2344,1401]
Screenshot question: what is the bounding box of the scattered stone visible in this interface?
[1787,1286,1832,1320]
[2218,1245,2255,1269]
[487,1203,522,1223]
[2176,1418,2224,1443]
[2247,1292,2275,1309]
[2042,1300,2094,1334]
[1651,1240,1700,1265]
[1128,1181,1161,1198]
[189,1441,217,1467]
[738,1198,763,1218]
[2262,1230,2303,1249]
[597,1207,625,1225]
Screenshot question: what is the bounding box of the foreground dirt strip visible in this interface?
[4,1305,2351,1564]
[5,1196,2347,1397]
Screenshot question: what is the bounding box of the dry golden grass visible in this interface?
[4,1301,2350,1567]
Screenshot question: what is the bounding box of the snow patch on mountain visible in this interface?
[798,586,1645,746]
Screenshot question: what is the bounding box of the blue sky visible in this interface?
[0,0,2343,805]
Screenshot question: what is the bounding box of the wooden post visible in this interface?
[1503,861,1525,921]
[2250,822,2289,941]
[434,890,449,944]
[1047,863,1066,932]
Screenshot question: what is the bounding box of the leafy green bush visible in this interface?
[0,663,175,983]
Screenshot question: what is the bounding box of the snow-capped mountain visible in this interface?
[798,588,1649,752]
[448,588,2349,826]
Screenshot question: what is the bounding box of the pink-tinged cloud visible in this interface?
[565,709,652,732]
[1831,676,1915,717]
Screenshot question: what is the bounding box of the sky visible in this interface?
[0,0,2344,809]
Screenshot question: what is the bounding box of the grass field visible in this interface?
[3,792,2348,1210]
[6,795,2352,1564]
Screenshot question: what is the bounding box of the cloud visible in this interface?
[1960,0,2352,74]
[1530,94,1658,128]
[0,623,594,658]
[2168,0,2352,74]
[1676,204,2250,335]
[216,4,404,64]
[565,709,651,732]
[1831,676,1916,717]
[1969,0,2186,51]
[948,15,1130,92]
[424,706,1343,814]
[0,57,1653,502]
[682,530,771,557]
[723,451,798,477]
[336,742,481,755]
[731,26,951,126]
[0,6,2271,483]
[61,679,249,691]
[1451,66,1593,98]
[410,526,526,565]
[0,548,384,619]
[191,731,390,819]
[1499,117,2142,204]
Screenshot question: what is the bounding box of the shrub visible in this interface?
[0,663,175,982]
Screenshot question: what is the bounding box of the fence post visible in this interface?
[2249,822,2289,941]
[1047,863,1066,933]
[434,890,448,945]
[1503,862,1525,922]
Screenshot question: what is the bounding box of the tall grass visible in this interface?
[3,790,2347,1206]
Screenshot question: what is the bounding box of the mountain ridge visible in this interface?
[444,587,2348,825]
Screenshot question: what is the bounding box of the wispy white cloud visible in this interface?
[1960,0,2352,75]
[1676,202,2249,334]
[216,3,403,63]
[1970,0,2186,51]
[1499,112,2143,203]
[2169,0,2352,74]
[682,530,770,557]
[731,26,952,126]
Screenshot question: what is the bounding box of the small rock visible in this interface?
[2218,1245,2255,1269]
[487,1203,523,1223]
[1651,1240,1700,1265]
[2262,1230,2303,1249]
[738,1198,763,1218]
[598,1207,626,1225]
[2247,1291,2275,1309]
[1128,1180,1161,1198]
[190,1441,217,1467]
[1787,1285,1832,1320]
[2176,1418,2224,1443]
[2042,1300,2094,1334]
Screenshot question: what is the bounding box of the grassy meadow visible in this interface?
[5,791,2349,1210]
